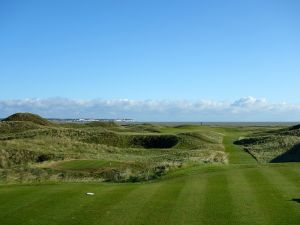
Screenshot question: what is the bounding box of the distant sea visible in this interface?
[137,122,300,126]
[1,118,298,127]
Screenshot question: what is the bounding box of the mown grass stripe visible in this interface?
[132,177,187,225]
[94,182,162,225]
[260,167,300,217]
[201,171,236,225]
[0,184,47,207]
[227,168,268,225]
[24,184,122,225]
[271,165,300,190]
[243,168,300,225]
[58,184,138,225]
[0,184,85,224]
[0,183,137,225]
[168,175,207,225]
[286,165,300,179]
[0,184,78,221]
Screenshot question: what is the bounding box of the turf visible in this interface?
[221,129,257,164]
[0,164,300,225]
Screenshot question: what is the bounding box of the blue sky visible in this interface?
[1,0,300,120]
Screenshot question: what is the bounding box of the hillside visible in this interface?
[235,124,300,162]
[2,113,52,126]
[0,113,227,183]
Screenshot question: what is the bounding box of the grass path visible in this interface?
[217,127,257,164]
[223,135,257,164]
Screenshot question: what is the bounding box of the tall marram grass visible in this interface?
[0,116,228,183]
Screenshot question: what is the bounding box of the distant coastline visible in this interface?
[138,122,300,126]
[1,117,297,126]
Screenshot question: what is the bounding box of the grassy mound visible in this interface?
[288,124,300,131]
[0,148,62,168]
[130,135,179,148]
[271,143,300,162]
[124,123,162,133]
[83,132,179,148]
[235,125,300,162]
[175,131,223,151]
[82,130,223,150]
[0,121,42,134]
[0,113,229,183]
[2,113,51,126]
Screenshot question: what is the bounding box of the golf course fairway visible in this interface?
[0,127,300,225]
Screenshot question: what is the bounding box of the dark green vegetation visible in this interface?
[0,113,300,225]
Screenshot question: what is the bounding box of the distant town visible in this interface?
[47,118,135,124]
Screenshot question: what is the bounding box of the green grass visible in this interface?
[221,129,257,164]
[1,114,300,224]
[1,164,300,225]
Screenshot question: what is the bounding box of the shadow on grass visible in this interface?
[291,198,300,203]
[271,143,300,163]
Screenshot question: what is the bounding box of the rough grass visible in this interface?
[0,118,227,173]
[82,132,180,148]
[0,121,42,134]
[235,125,300,162]
[2,113,52,126]
[0,115,228,182]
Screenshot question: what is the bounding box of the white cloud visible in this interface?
[1,97,300,121]
[231,96,267,108]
